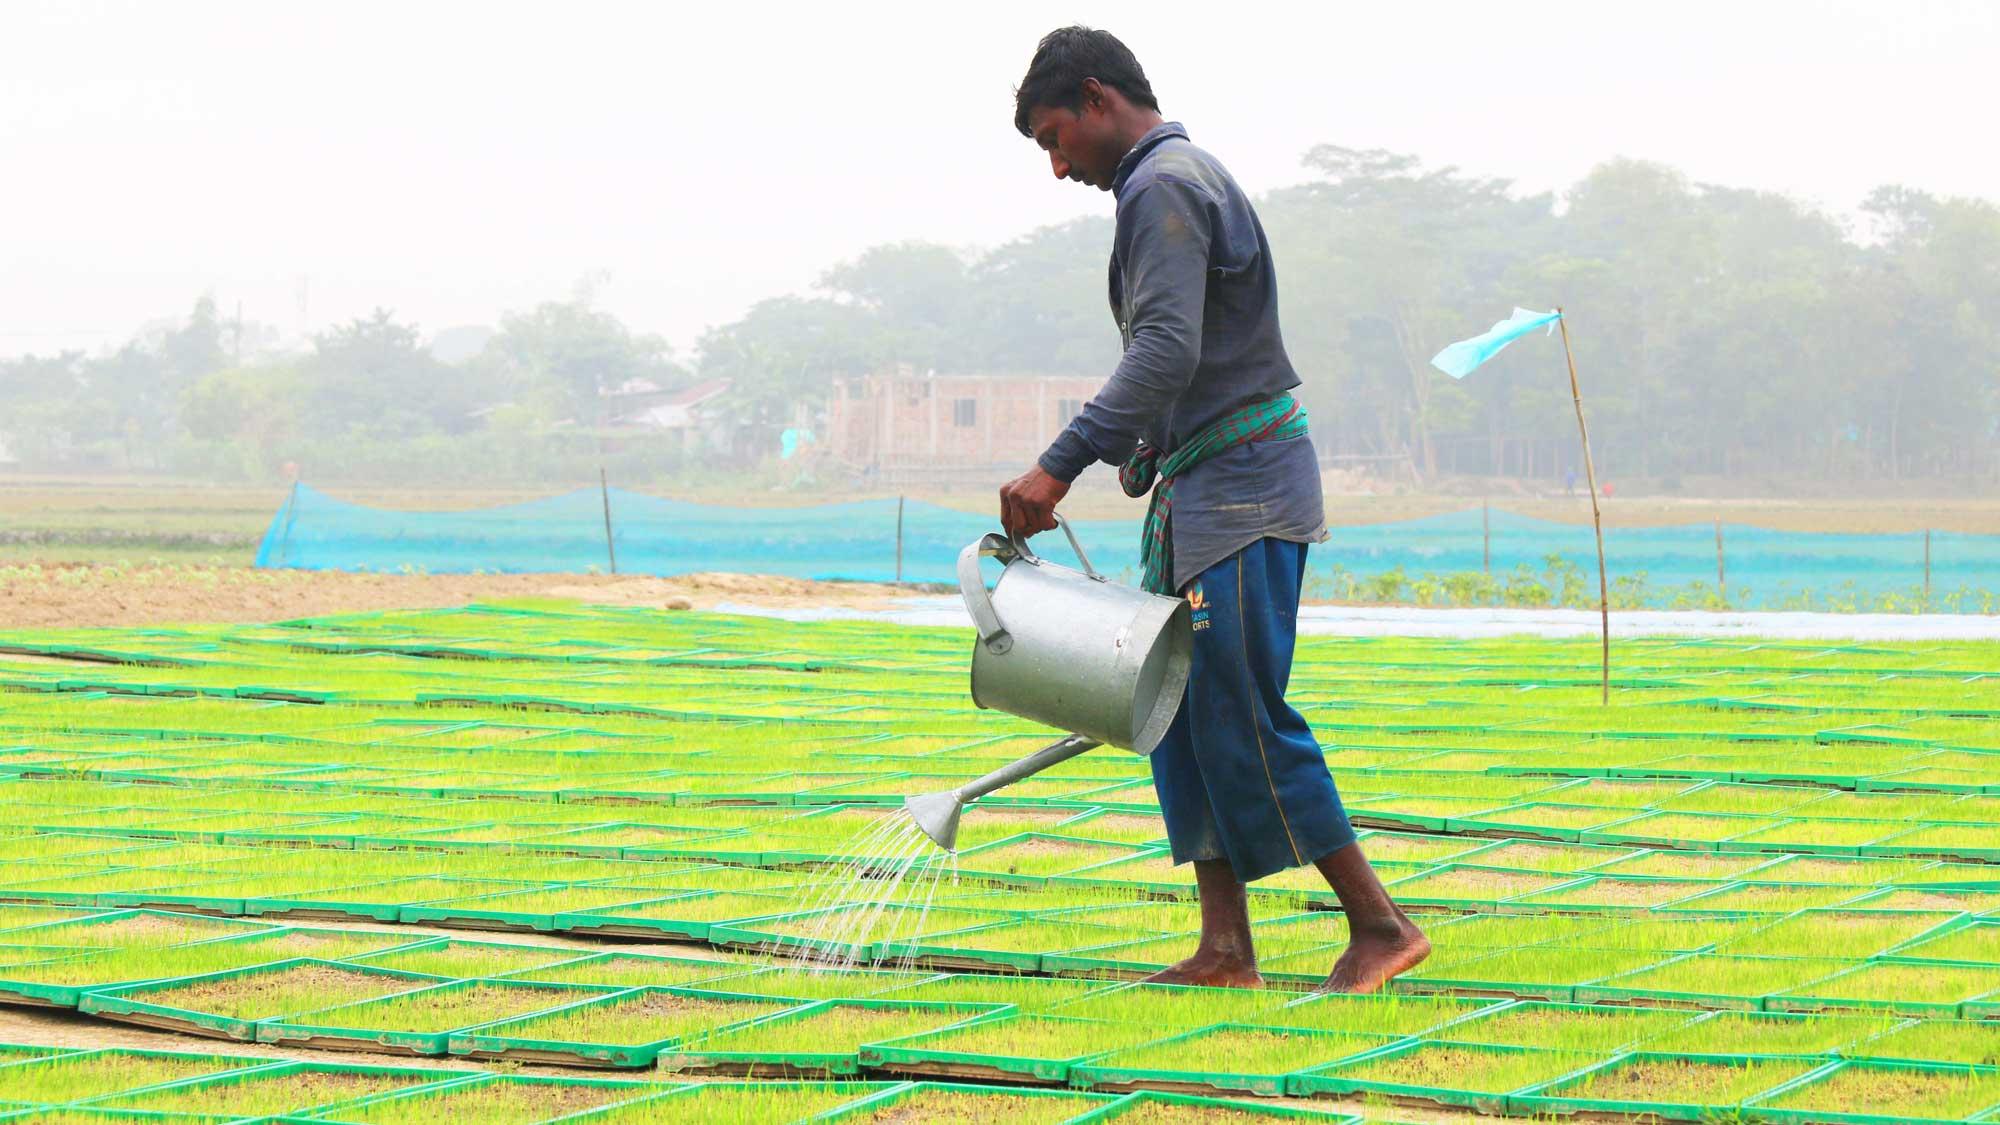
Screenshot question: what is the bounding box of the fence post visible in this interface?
[1481,500,1490,576]
[599,468,618,576]
[1715,518,1725,596]
[895,496,905,584]
[274,479,301,567]
[1924,528,1932,610]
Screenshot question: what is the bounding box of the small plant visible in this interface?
[477,987,795,1047]
[0,1050,251,1103]
[1332,1043,1595,1094]
[334,1074,656,1124]
[1448,1002,1694,1050]
[1550,1054,1821,1107]
[1094,1025,1378,1077]
[98,1062,440,1115]
[355,940,582,979]
[1762,1061,2000,1120]
[109,961,435,1021]
[295,981,605,1033]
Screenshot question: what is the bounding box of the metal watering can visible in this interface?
[903,515,1193,851]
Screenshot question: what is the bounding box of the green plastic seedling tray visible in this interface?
[1288,1039,1600,1113]
[550,891,725,941]
[1507,1049,1831,1121]
[92,889,248,916]
[1065,1090,1360,1122]
[657,998,1003,1077]
[1764,957,1999,1018]
[0,1046,275,1109]
[447,985,804,1068]
[1741,1058,2000,1124]
[305,1071,660,1124]
[1069,1023,1397,1098]
[78,957,448,1040]
[705,910,886,964]
[1036,936,1189,980]
[256,978,615,1056]
[860,1013,1140,1084]
[872,921,1050,974]
[241,885,430,923]
[0,1108,236,1122]
[807,1080,1115,1122]
[82,1059,459,1117]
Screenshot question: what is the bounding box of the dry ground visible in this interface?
[0,568,917,630]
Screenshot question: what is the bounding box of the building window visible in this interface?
[1057,398,1083,423]
[954,398,977,427]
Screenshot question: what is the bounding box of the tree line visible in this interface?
[3,147,1994,488]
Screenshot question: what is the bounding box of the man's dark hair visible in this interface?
[1013,26,1159,137]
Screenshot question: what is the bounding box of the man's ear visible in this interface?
[1079,77,1106,115]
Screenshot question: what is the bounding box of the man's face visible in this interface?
[1028,101,1119,192]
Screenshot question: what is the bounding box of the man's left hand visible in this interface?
[999,465,1071,540]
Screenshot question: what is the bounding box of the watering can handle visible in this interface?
[1009,513,1104,581]
[957,532,1016,655]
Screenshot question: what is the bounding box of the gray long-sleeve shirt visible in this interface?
[1038,122,1325,590]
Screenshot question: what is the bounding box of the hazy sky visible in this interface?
[5,0,1996,360]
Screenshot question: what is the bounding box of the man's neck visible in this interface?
[1109,111,1168,166]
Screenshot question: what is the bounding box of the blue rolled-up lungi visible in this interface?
[1149,536,1356,883]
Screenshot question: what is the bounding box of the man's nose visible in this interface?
[1050,152,1071,180]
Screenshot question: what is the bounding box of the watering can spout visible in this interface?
[903,790,963,852]
[901,734,1102,852]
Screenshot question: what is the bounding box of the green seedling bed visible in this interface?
[1070,1023,1393,1097]
[659,999,1001,1076]
[1289,1039,1599,1113]
[1745,1058,2000,1123]
[1510,1050,1830,1120]
[87,1061,453,1118]
[812,1080,1113,1123]
[305,1072,665,1124]
[1065,1090,1361,1122]
[448,985,804,1068]
[0,1048,268,1108]
[861,1013,1163,1084]
[78,958,446,1039]
[258,978,614,1055]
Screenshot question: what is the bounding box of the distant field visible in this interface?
[5,475,1999,568]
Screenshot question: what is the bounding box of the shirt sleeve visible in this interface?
[1039,177,1214,482]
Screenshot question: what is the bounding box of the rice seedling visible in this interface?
[1537,1053,1823,1108]
[1896,921,2000,964]
[348,939,583,979]
[0,1050,254,1104]
[1600,954,1856,999]
[1758,1061,2000,1121]
[875,1013,1164,1063]
[573,1081,888,1124]
[1051,982,1282,1029]
[495,952,740,989]
[328,1074,661,1124]
[677,1000,996,1062]
[1318,1042,1596,1095]
[1445,1001,1695,1050]
[1850,1019,2000,1066]
[96,960,439,1024]
[1648,1010,1901,1056]
[872,972,1106,1011]
[469,986,796,1049]
[93,1061,444,1115]
[1085,1024,1380,1080]
[831,1083,1105,1123]
[1719,910,1958,958]
[284,980,609,1034]
[1782,961,2000,1007]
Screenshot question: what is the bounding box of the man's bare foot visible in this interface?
[1141,948,1265,989]
[1316,919,1430,994]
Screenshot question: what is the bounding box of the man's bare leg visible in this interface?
[1314,841,1429,993]
[1141,858,1264,988]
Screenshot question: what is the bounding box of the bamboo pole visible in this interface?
[1556,310,1610,705]
[599,468,618,576]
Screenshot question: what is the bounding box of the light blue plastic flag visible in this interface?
[1430,307,1562,378]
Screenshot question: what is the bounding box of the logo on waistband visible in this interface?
[1187,583,1210,632]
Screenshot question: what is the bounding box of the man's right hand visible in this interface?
[999,465,1071,540]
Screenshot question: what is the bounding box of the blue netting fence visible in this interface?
[256,484,2000,611]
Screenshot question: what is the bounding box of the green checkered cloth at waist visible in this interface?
[1117,392,1308,595]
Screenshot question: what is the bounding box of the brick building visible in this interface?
[825,367,1102,480]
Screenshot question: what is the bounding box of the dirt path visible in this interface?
[0,568,920,629]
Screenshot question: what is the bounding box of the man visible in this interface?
[998,26,1429,993]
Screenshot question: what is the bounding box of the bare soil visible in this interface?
[0,568,913,629]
